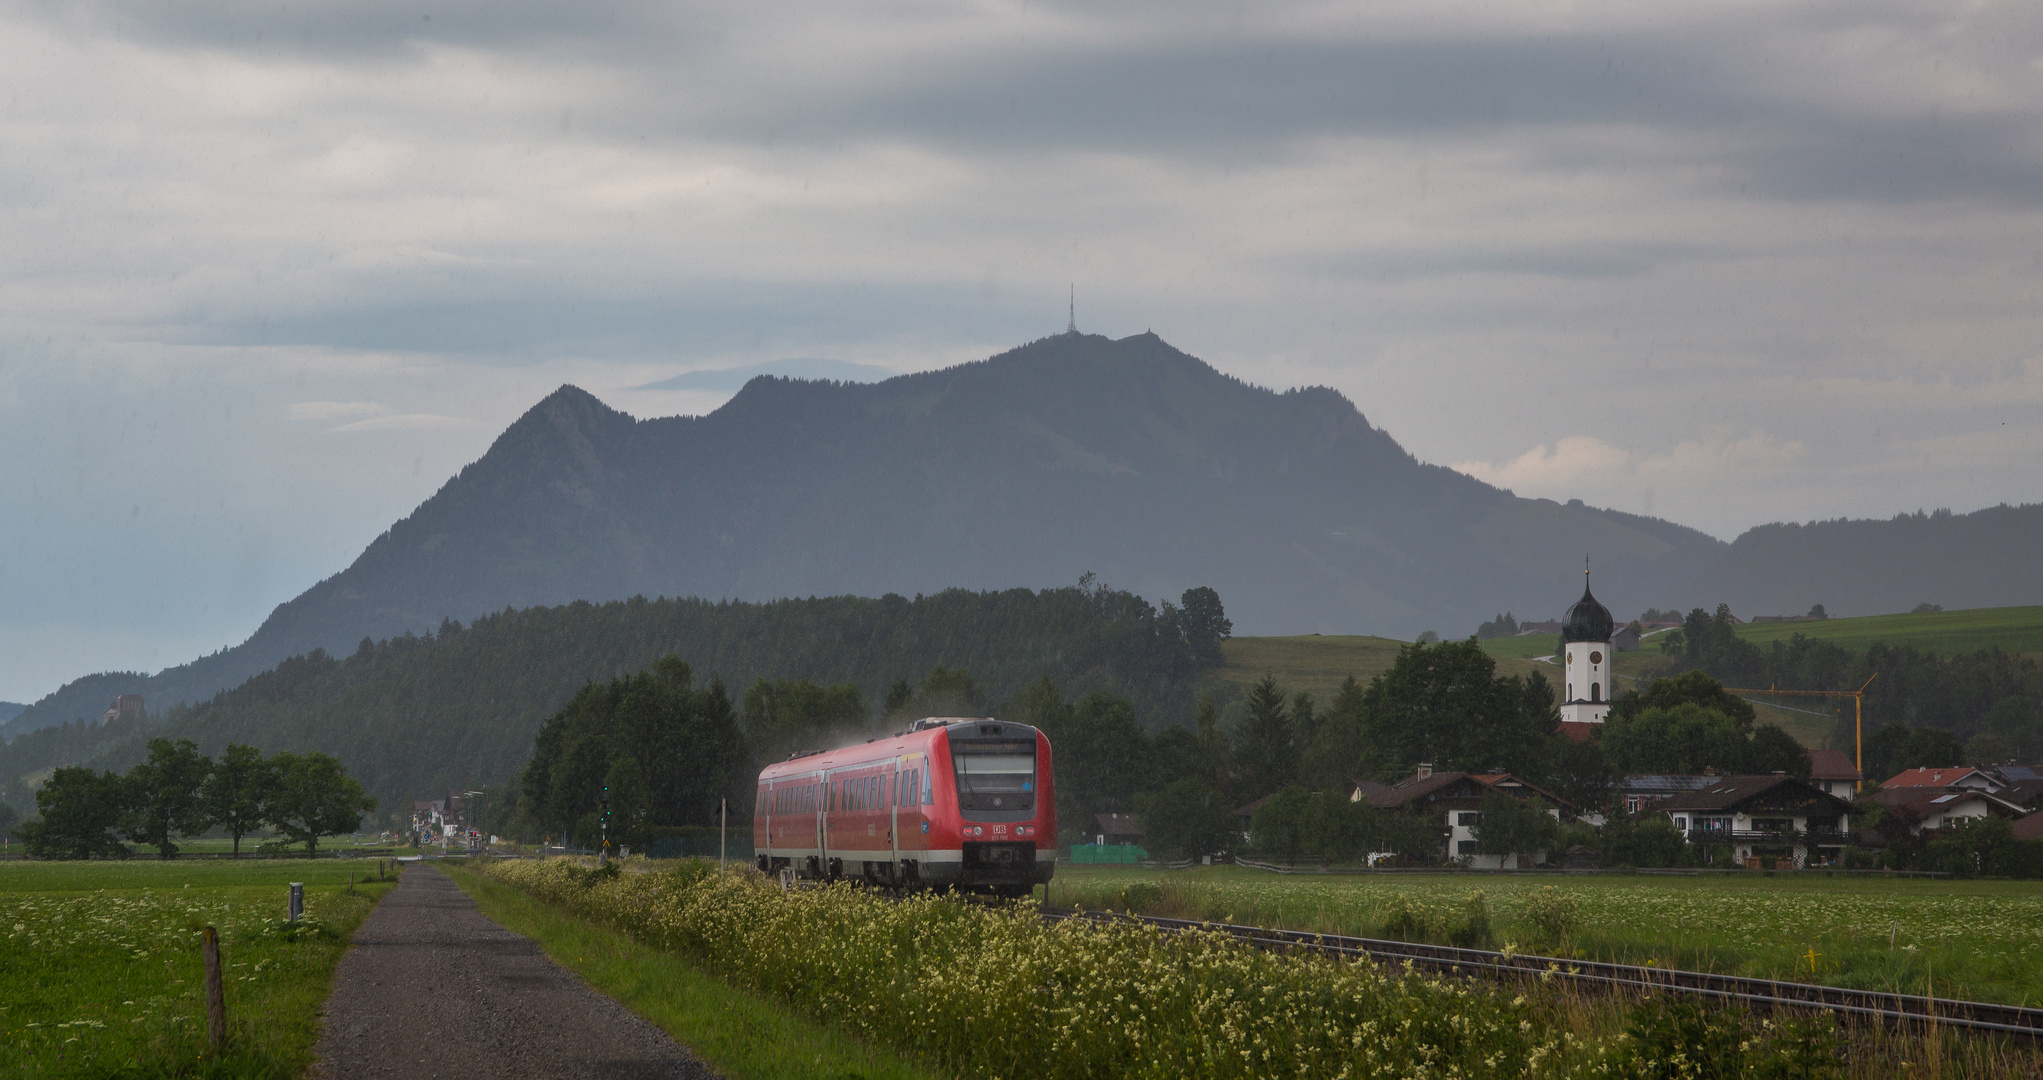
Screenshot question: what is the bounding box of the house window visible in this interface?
[1590,682,1601,702]
[1457,812,1480,826]
[1457,840,1478,855]
[1673,817,1688,831]
[1624,796,1645,814]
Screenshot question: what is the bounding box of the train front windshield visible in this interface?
[950,739,1036,812]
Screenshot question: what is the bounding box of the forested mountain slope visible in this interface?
[8,331,1726,735]
[0,583,1213,815]
[1685,504,2043,619]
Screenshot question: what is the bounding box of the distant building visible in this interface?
[1094,813,1143,846]
[1618,774,1720,815]
[1354,767,1579,869]
[1807,750,1862,799]
[1558,571,1616,732]
[101,694,144,724]
[1868,787,2026,834]
[1516,620,1564,636]
[1656,774,1853,868]
[1882,767,2003,794]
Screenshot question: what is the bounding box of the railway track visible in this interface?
[1041,908,2043,1040]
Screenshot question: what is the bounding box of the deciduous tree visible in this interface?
[203,743,278,857]
[126,738,214,859]
[268,751,376,856]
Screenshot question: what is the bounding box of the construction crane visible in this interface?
[1724,674,1878,792]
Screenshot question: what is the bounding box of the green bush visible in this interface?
[1617,997,1750,1079]
[1517,886,1579,955]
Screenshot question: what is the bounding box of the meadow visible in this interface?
[1047,864,2043,1008]
[0,858,397,1078]
[1729,605,2043,657]
[478,856,2043,1079]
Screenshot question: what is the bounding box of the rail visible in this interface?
[1040,908,2043,1041]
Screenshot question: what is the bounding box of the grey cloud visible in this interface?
[28,2,2043,208]
[1303,241,1720,282]
[164,280,1059,361]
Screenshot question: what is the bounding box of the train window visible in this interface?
[950,739,1036,812]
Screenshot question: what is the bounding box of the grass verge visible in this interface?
[0,858,399,1078]
[439,860,938,1080]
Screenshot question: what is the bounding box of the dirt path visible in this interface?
[316,862,717,1079]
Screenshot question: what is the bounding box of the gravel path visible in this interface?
[316,862,718,1080]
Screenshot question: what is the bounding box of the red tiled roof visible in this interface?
[1883,767,1986,788]
[1872,788,2026,818]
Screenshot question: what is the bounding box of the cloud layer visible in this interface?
[2,0,2042,698]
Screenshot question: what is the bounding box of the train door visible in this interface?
[890,758,901,873]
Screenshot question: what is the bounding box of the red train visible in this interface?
[753,716,1055,895]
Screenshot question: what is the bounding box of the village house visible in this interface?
[1354,766,1578,869]
[1868,786,2028,834]
[1094,812,1143,847]
[1618,774,1719,815]
[410,793,467,838]
[1882,767,2006,794]
[1807,749,1862,800]
[1656,774,1853,868]
[1993,766,2043,812]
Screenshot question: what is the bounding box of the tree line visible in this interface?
[18,738,375,859]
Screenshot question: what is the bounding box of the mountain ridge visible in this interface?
[10,331,1729,735]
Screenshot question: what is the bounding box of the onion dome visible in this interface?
[1560,580,1615,644]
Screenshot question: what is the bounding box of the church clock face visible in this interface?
[1590,651,1604,665]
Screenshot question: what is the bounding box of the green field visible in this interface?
[1046,864,2043,1007]
[0,858,397,1077]
[1732,605,2043,657]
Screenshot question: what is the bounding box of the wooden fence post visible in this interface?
[201,925,226,1052]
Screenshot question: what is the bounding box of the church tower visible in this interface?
[1559,569,1616,725]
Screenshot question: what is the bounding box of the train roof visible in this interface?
[757,717,1040,779]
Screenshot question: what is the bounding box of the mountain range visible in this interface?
[8,330,2040,738]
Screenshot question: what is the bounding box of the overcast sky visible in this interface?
[3,0,2041,702]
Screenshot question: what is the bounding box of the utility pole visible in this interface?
[720,798,728,871]
[599,785,610,865]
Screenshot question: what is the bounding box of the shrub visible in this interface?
[1517,886,1580,955]
[1449,889,1494,949]
[1617,997,1750,1078]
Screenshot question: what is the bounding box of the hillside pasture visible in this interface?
[1204,634,1560,706]
[1731,604,2043,658]
[1048,864,2043,1008]
[0,859,395,1077]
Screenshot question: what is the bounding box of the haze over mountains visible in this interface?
[8,331,2041,737]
